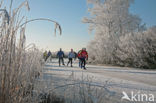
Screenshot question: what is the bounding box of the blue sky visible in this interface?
[11,0,156,52]
[130,0,156,27]
[25,0,91,52]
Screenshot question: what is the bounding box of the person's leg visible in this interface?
[71,58,73,67]
[62,58,65,65]
[50,56,52,62]
[43,55,45,61]
[61,58,63,65]
[45,56,48,62]
[67,58,70,66]
[80,58,84,68]
[83,59,86,69]
[79,59,81,67]
[59,58,61,66]
[44,57,46,62]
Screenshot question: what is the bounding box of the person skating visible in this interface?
[67,49,75,67]
[77,50,82,67]
[57,48,65,66]
[78,48,88,70]
[43,51,48,61]
[46,50,52,62]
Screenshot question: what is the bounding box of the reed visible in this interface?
[0,0,61,102]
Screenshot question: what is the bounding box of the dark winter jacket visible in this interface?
[57,51,64,58]
[47,51,52,57]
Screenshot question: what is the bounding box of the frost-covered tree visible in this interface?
[117,26,156,68]
[84,0,155,69]
[84,0,142,63]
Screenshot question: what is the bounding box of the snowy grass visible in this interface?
[35,67,123,103]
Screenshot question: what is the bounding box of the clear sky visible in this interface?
[25,0,91,52]
[12,0,156,52]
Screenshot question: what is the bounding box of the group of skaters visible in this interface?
[43,48,88,70]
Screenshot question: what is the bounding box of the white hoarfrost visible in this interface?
[83,0,156,69]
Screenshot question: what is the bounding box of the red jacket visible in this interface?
[78,50,88,59]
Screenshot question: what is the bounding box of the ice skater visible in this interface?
[78,48,88,70]
[67,49,75,67]
[57,48,65,66]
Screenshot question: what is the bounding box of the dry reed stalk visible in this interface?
[0,0,62,103]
